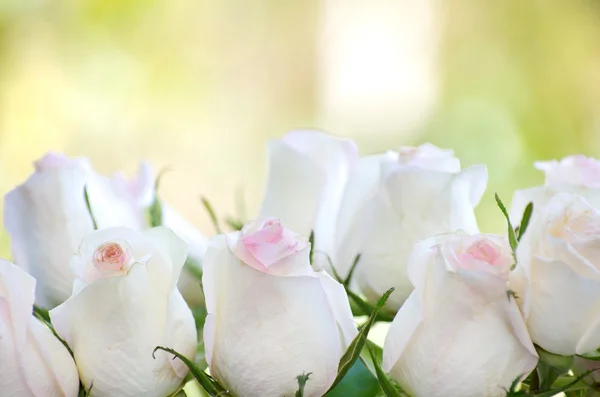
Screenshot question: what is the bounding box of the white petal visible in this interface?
[317,271,358,349]
[4,167,93,307]
[526,256,600,355]
[334,154,387,277]
[258,130,358,260]
[382,292,423,373]
[143,226,188,290]
[258,138,325,237]
[0,260,36,349]
[22,318,79,397]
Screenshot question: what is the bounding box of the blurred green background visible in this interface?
[1,0,599,255]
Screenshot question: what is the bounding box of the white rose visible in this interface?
[203,218,358,397]
[258,130,358,264]
[49,227,197,397]
[4,153,207,307]
[0,259,79,397]
[383,233,538,397]
[335,143,487,309]
[515,192,600,355]
[511,155,600,224]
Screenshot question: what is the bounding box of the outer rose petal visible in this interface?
[203,236,343,397]
[333,154,388,278]
[22,318,80,397]
[0,260,79,397]
[524,256,600,355]
[4,165,94,307]
[258,130,358,262]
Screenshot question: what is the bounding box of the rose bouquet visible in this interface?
[1,131,599,397]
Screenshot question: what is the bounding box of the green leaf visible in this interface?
[200,197,222,234]
[359,339,383,377]
[153,346,230,396]
[326,288,395,392]
[517,202,534,241]
[325,359,381,397]
[343,254,361,287]
[495,193,518,254]
[295,372,312,397]
[366,341,406,397]
[148,167,171,228]
[84,185,98,230]
[224,216,244,231]
[308,230,315,265]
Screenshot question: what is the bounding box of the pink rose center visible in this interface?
[92,242,131,271]
[241,219,302,268]
[464,240,502,266]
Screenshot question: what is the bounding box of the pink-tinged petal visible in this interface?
[33,152,91,172]
[228,218,311,276]
[111,161,156,208]
[536,155,600,188]
[384,234,537,397]
[202,239,342,397]
[396,143,461,172]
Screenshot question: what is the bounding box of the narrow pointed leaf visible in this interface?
[495,193,518,253]
[224,216,244,231]
[366,341,406,397]
[344,254,361,287]
[200,197,222,234]
[326,288,394,392]
[83,185,98,230]
[148,167,171,227]
[308,230,315,265]
[153,346,229,396]
[517,202,533,241]
[346,288,395,323]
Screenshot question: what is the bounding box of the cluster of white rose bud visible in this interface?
[1,130,600,397]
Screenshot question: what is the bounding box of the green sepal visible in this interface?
[295,372,312,397]
[534,346,574,391]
